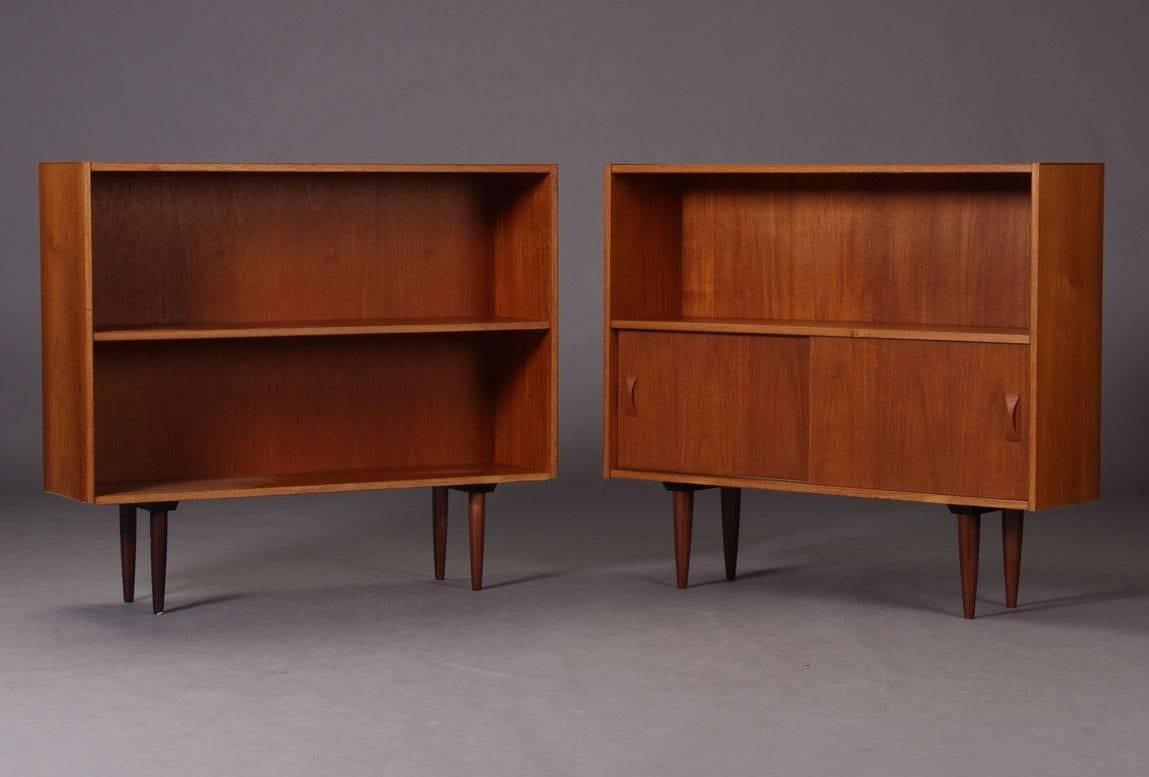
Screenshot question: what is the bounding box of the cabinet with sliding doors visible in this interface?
[604,163,1102,617]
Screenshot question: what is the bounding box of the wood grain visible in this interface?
[90,171,547,327]
[492,169,558,475]
[97,465,543,505]
[611,164,1034,175]
[612,318,1028,344]
[616,332,808,480]
[40,162,95,502]
[94,318,550,341]
[809,339,1029,501]
[1030,163,1104,509]
[680,174,1031,329]
[609,468,1028,510]
[93,333,546,495]
[89,163,553,174]
[607,173,683,320]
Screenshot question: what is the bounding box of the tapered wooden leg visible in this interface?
[432,487,448,581]
[119,505,136,603]
[956,513,982,619]
[150,510,168,614]
[672,490,694,589]
[468,492,485,591]
[720,487,741,581]
[141,502,177,615]
[1002,509,1024,608]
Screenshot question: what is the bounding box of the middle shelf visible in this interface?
[94,317,551,342]
[611,318,1029,344]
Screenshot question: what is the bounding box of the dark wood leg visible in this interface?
[720,487,741,581]
[663,485,695,589]
[467,492,485,591]
[957,514,980,618]
[150,510,168,614]
[142,502,178,615]
[453,485,495,591]
[1002,509,1024,608]
[949,505,988,619]
[119,505,136,603]
[432,486,448,581]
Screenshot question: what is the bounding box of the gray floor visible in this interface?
[2,476,1147,776]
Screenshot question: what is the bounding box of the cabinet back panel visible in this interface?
[680,174,1031,328]
[93,334,518,485]
[91,172,546,326]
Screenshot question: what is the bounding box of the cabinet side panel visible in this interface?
[40,163,94,502]
[608,174,682,320]
[1031,164,1104,508]
[492,171,555,321]
[606,171,682,474]
[493,170,556,474]
[493,332,553,473]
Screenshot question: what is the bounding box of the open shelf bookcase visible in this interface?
[604,163,1103,617]
[42,162,557,610]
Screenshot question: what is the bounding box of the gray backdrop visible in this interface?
[4,5,1149,775]
[2,0,1146,498]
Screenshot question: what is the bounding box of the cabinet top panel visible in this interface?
[610,163,1070,175]
[47,162,555,175]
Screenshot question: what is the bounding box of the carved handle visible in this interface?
[1005,393,1021,441]
[625,375,638,416]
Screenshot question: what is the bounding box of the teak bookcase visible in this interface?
[604,163,1103,617]
[42,162,557,612]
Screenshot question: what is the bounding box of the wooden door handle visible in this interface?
[625,375,638,416]
[1005,393,1021,441]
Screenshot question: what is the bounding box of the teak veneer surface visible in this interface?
[808,339,1029,501]
[93,318,550,341]
[42,162,557,503]
[41,163,94,501]
[609,171,1031,329]
[1030,164,1103,508]
[604,163,1102,511]
[93,331,547,490]
[90,171,551,327]
[616,331,808,480]
[97,464,546,504]
[611,318,1029,344]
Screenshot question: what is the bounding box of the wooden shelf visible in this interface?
[609,163,1035,175]
[95,464,549,504]
[89,162,555,174]
[94,318,551,342]
[611,318,1030,344]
